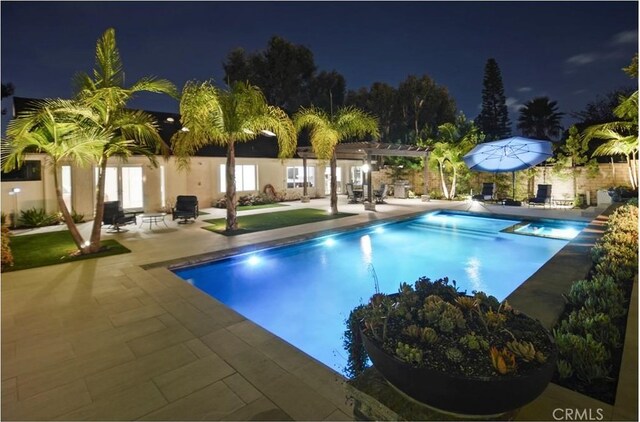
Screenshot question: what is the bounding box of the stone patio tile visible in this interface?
[99,296,146,315]
[69,317,166,355]
[224,348,289,391]
[126,323,195,356]
[109,302,166,326]
[260,372,337,421]
[1,341,16,361]
[160,299,224,337]
[221,396,293,421]
[59,381,167,421]
[17,343,135,400]
[292,361,352,415]
[139,381,245,421]
[227,319,277,347]
[201,328,253,361]
[185,338,214,358]
[258,337,316,373]
[93,285,147,304]
[1,314,64,342]
[187,294,246,325]
[2,378,17,403]
[2,339,76,380]
[324,409,353,421]
[223,372,263,404]
[152,354,235,402]
[84,343,196,400]
[1,379,91,421]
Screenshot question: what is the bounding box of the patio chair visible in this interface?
[172,195,199,223]
[102,201,136,233]
[528,184,552,207]
[346,183,362,204]
[472,183,496,202]
[374,183,388,204]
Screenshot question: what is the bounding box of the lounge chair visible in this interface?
[472,183,496,202]
[172,195,199,223]
[102,201,136,233]
[528,184,552,207]
[346,183,362,204]
[374,184,388,204]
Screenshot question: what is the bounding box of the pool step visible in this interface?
[408,221,504,241]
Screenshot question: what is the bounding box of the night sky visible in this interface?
[1,1,638,134]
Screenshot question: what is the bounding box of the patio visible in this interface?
[1,198,635,420]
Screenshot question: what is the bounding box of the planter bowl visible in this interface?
[361,330,557,416]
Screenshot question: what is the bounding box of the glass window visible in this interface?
[122,167,144,209]
[95,167,119,202]
[61,165,72,210]
[220,164,257,192]
[351,166,364,186]
[324,167,342,194]
[286,166,314,188]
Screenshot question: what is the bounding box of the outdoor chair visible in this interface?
[102,201,136,233]
[346,183,362,204]
[172,195,199,223]
[472,183,496,202]
[528,184,552,207]
[374,183,388,204]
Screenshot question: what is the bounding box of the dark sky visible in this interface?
[1,1,638,134]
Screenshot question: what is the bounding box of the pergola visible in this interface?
[296,142,432,209]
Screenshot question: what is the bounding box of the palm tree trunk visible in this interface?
[89,155,108,253]
[53,163,88,253]
[330,152,338,214]
[450,168,457,199]
[226,139,238,231]
[626,154,637,190]
[438,162,449,199]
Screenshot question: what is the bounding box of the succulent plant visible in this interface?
[484,309,507,330]
[454,296,479,311]
[439,304,466,333]
[459,333,489,351]
[421,327,438,344]
[445,347,464,363]
[506,340,537,362]
[556,359,574,379]
[403,324,422,338]
[396,342,423,365]
[490,346,517,375]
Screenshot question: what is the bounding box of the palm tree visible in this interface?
[74,28,177,253]
[172,80,297,231]
[583,90,638,189]
[517,97,564,141]
[294,106,379,214]
[3,100,106,252]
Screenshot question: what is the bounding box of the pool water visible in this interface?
[174,211,585,374]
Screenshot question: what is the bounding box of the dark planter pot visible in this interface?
[361,330,557,416]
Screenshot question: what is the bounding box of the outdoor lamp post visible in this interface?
[8,187,21,228]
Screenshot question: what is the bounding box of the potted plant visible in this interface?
[346,277,557,416]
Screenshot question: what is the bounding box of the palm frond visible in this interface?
[129,77,179,99]
[334,106,379,141]
[94,28,124,89]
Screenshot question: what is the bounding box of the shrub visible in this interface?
[565,275,626,319]
[553,331,611,383]
[557,309,621,348]
[1,221,13,270]
[18,207,60,228]
[71,210,85,224]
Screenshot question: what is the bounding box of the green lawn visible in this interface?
[203,208,355,236]
[238,203,287,211]
[4,231,131,272]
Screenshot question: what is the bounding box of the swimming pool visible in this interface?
[174,211,586,374]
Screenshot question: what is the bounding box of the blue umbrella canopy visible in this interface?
[463,137,553,173]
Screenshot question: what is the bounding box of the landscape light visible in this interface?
[361,164,370,173]
[180,127,189,132]
[165,117,175,123]
[260,130,276,137]
[8,188,21,195]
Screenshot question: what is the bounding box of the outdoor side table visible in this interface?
[138,212,168,230]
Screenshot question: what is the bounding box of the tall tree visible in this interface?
[582,54,639,189]
[294,106,379,214]
[74,28,177,253]
[517,97,564,141]
[173,80,296,231]
[223,36,317,115]
[308,70,346,113]
[1,82,15,115]
[346,82,398,142]
[553,126,598,199]
[476,58,511,140]
[3,100,106,251]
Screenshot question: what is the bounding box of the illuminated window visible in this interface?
[220,164,257,192]
[286,166,315,188]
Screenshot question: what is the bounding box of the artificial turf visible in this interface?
[4,230,131,272]
[202,208,355,235]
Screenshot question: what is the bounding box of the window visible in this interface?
[2,160,41,181]
[351,166,364,186]
[61,166,72,210]
[286,166,315,188]
[324,167,342,194]
[94,165,144,210]
[220,164,257,192]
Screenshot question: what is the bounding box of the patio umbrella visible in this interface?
[463,137,553,199]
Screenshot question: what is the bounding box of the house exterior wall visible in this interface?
[1,154,361,220]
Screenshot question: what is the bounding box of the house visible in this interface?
[1,98,373,220]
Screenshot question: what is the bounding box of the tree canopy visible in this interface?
[476,58,511,140]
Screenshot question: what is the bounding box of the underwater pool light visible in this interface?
[247,255,261,266]
[374,226,384,234]
[324,238,336,247]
